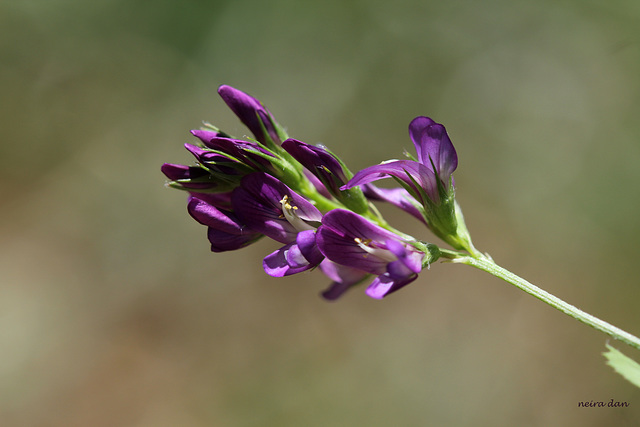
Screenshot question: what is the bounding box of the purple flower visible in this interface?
[342,117,457,205]
[231,173,324,277]
[187,194,262,252]
[218,85,283,147]
[317,209,424,299]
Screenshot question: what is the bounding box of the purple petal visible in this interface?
[282,139,347,192]
[184,143,210,159]
[343,160,438,203]
[386,260,414,280]
[161,163,200,181]
[188,191,233,210]
[190,129,221,146]
[161,163,215,190]
[385,239,423,274]
[319,260,369,301]
[304,169,332,199]
[419,123,458,179]
[365,273,418,299]
[409,116,436,162]
[409,117,458,179]
[321,209,399,243]
[362,184,425,224]
[296,230,323,265]
[231,173,322,244]
[187,195,262,252]
[321,281,354,301]
[218,85,280,145]
[263,242,315,277]
[188,196,242,232]
[207,227,261,253]
[285,243,310,268]
[317,210,401,274]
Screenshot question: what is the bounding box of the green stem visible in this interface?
[449,255,640,350]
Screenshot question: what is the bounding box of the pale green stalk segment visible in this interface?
[450,256,640,351]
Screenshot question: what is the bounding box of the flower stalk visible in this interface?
[442,252,640,350]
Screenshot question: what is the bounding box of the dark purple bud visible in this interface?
[182,143,248,181]
[161,163,216,190]
[204,137,277,172]
[218,85,282,146]
[191,129,222,147]
[187,195,262,252]
[282,139,348,194]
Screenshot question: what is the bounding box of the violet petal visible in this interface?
[362,184,425,224]
[365,274,418,299]
[409,116,436,163]
[282,138,347,192]
[263,242,315,277]
[317,210,401,274]
[296,230,323,265]
[232,173,322,244]
[207,227,261,253]
[218,85,280,145]
[343,160,438,203]
[319,260,369,301]
[190,129,221,147]
[385,239,423,274]
[419,123,458,179]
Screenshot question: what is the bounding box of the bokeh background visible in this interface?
[2,0,640,425]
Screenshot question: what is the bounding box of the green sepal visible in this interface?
[166,179,237,194]
[318,145,356,180]
[195,148,255,178]
[241,145,305,190]
[336,186,370,215]
[391,174,421,203]
[403,149,418,162]
[255,112,285,152]
[410,241,442,269]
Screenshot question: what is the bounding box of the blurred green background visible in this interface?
[2,0,640,425]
